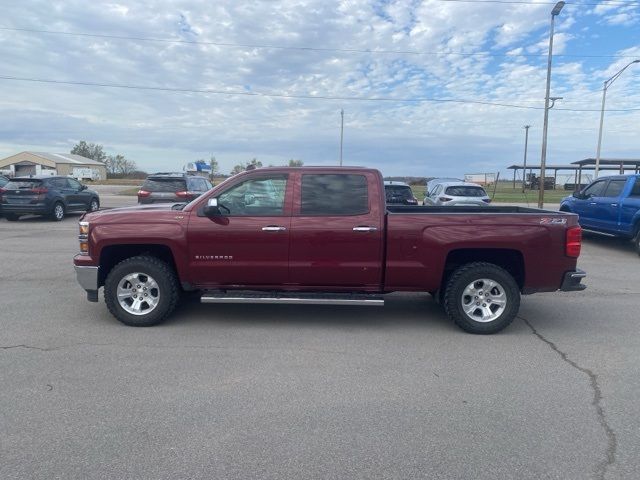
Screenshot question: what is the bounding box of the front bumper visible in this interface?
[560,269,587,291]
[75,265,100,302]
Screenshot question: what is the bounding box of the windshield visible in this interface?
[445,186,487,197]
[4,180,43,189]
[142,178,186,192]
[385,186,413,200]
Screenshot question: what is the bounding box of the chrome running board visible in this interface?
[201,291,384,306]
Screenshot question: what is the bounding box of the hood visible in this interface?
[81,202,188,223]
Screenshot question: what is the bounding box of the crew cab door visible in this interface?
[597,178,627,234]
[620,178,640,236]
[289,172,384,289]
[572,179,607,229]
[186,174,292,287]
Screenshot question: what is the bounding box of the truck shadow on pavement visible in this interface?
[169,292,457,332]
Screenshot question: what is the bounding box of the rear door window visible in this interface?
[301,174,368,215]
[603,179,626,198]
[629,179,640,198]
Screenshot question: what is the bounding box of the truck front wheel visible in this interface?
[104,255,179,327]
[444,262,520,334]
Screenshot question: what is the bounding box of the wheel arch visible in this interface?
[98,244,179,288]
[442,248,525,291]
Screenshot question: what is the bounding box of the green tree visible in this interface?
[288,159,304,167]
[230,163,245,175]
[106,154,137,176]
[209,156,219,175]
[71,141,107,163]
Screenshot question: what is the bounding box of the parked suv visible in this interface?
[424,181,491,206]
[384,181,418,205]
[0,176,100,221]
[138,173,213,204]
[0,175,9,218]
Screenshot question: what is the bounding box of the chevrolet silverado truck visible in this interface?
[74,167,586,334]
[560,174,640,255]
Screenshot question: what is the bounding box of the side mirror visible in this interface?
[203,198,221,216]
[81,184,88,191]
[572,191,581,198]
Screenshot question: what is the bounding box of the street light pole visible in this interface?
[339,109,344,166]
[594,59,640,178]
[538,1,564,209]
[522,125,530,193]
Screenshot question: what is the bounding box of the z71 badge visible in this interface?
[540,218,567,225]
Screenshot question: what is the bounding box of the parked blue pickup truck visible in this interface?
[560,174,640,254]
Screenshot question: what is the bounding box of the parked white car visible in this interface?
[423,181,491,206]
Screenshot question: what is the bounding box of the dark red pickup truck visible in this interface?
[74,167,585,334]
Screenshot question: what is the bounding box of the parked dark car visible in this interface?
[0,176,100,221]
[384,181,418,205]
[0,175,9,218]
[137,173,213,204]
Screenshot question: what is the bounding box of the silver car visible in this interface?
[423,181,491,206]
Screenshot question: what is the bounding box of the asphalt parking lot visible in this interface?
[1,197,639,480]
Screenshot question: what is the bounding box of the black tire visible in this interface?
[634,231,640,257]
[5,213,20,221]
[87,197,100,212]
[444,262,520,334]
[104,255,179,327]
[50,202,65,221]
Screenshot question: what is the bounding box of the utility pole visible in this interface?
[522,125,531,193]
[339,109,344,166]
[594,59,639,178]
[538,1,564,209]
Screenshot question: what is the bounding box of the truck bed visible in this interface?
[386,205,558,214]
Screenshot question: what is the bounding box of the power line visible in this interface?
[1,75,638,112]
[436,0,640,6]
[0,26,636,59]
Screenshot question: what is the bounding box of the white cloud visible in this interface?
[0,0,638,177]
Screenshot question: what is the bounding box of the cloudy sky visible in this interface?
[1,0,639,178]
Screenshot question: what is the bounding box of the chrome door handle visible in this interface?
[610,203,618,207]
[353,226,378,232]
[589,202,597,205]
[262,225,287,231]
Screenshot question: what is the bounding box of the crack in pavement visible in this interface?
[0,344,60,351]
[520,316,617,480]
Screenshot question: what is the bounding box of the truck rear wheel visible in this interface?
[444,262,520,334]
[104,255,179,327]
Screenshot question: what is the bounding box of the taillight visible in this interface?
[31,187,48,194]
[566,226,582,258]
[439,196,453,202]
[137,189,151,197]
[175,191,194,198]
[483,198,491,203]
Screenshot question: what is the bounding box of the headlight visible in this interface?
[79,221,89,254]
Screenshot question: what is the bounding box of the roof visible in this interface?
[572,158,640,167]
[384,180,410,186]
[26,152,105,166]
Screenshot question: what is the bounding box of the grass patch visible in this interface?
[411,184,570,204]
